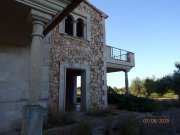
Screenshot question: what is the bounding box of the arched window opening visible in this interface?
[76,18,84,38]
[65,15,73,36]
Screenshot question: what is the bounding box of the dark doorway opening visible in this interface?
[65,69,86,112]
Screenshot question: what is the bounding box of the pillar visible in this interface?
[73,76,77,105]
[21,9,52,135]
[28,20,45,104]
[81,70,86,111]
[125,70,129,95]
[73,19,77,37]
[82,22,86,39]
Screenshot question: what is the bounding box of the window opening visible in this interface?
[65,15,73,36]
[76,18,84,38]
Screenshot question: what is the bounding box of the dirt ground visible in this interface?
[4,107,179,135]
[72,107,180,135]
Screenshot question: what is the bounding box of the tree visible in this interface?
[156,75,173,94]
[172,62,180,96]
[128,61,180,99]
[113,87,125,94]
[175,62,180,70]
[130,77,147,97]
[144,77,156,96]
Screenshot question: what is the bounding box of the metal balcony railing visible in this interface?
[105,45,135,69]
[111,47,128,61]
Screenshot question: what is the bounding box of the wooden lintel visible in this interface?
[43,0,84,35]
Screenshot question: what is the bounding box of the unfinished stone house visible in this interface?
[49,1,135,112]
[0,0,135,133]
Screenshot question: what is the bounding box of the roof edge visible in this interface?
[84,0,108,19]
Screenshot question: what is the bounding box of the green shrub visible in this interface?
[149,92,161,98]
[43,132,52,135]
[73,121,92,135]
[77,96,81,102]
[104,124,110,135]
[108,86,166,112]
[173,100,180,107]
[47,112,76,128]
[119,116,142,135]
[117,94,165,112]
[162,90,178,99]
[107,86,121,104]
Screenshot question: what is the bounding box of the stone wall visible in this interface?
[49,2,107,112]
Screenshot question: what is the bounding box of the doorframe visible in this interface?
[59,62,90,112]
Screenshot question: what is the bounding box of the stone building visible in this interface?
[0,0,135,133]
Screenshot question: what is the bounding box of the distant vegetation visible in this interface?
[108,87,167,112]
[129,62,180,99]
[108,62,180,112]
[77,87,81,102]
[110,62,180,99]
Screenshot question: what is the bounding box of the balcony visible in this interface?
[105,45,135,73]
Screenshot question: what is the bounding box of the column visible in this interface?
[22,20,44,135]
[73,76,77,106]
[28,20,44,104]
[21,9,52,135]
[125,71,129,95]
[73,19,77,36]
[82,22,86,39]
[81,71,86,111]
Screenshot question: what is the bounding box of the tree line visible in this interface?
[111,62,180,99]
[130,62,180,98]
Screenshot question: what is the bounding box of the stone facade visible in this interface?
[0,0,110,133]
[0,0,135,133]
[49,2,107,112]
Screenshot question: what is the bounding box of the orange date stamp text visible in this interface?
[143,116,170,124]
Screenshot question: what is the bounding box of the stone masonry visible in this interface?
[49,2,107,112]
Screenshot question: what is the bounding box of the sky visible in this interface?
[86,0,180,88]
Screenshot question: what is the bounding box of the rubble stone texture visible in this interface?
[49,2,106,112]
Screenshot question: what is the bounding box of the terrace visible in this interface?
[105,45,135,73]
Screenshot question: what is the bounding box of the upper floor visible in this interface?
[48,0,135,72]
[105,45,135,73]
[0,0,135,73]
